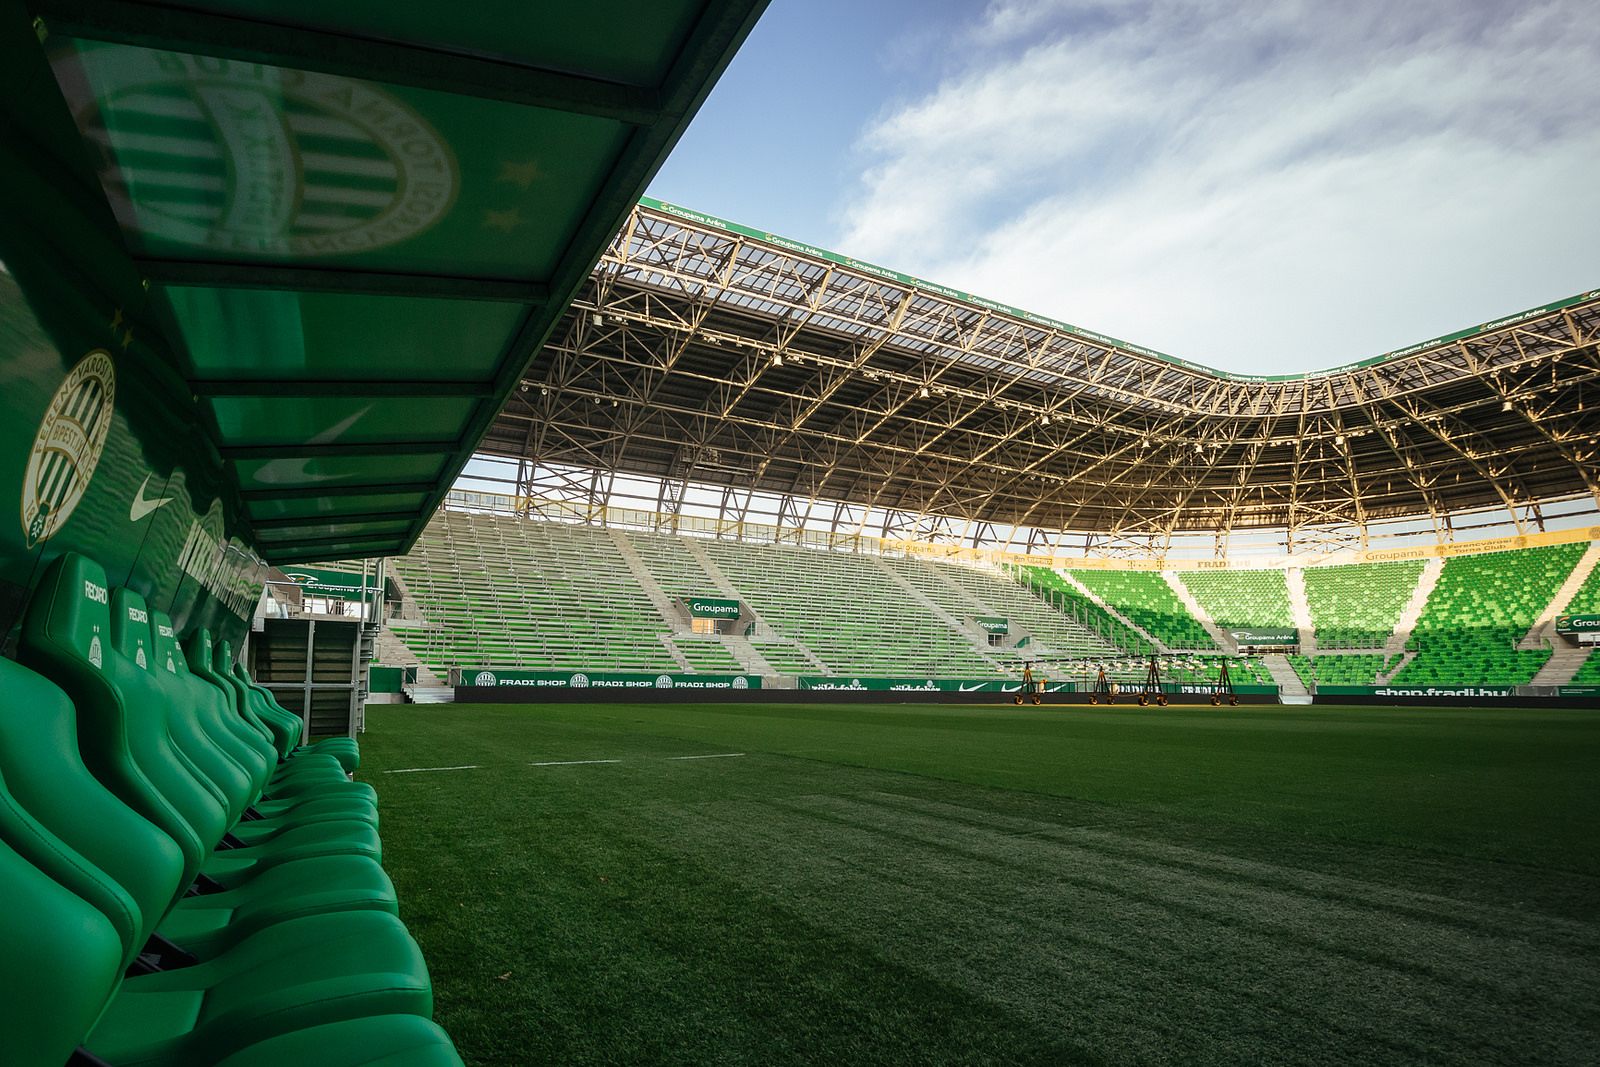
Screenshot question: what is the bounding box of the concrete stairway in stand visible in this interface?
[1285,568,1316,655]
[1261,654,1309,701]
[1386,558,1443,657]
[1530,644,1593,686]
[1056,572,1170,654]
[1377,651,1416,684]
[872,557,1003,671]
[1164,573,1236,652]
[1520,541,1600,651]
[608,529,689,633]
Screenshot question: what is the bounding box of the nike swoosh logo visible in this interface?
[958,683,984,692]
[130,474,174,522]
[1001,685,1020,693]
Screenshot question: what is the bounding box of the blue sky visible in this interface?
[649,0,1600,375]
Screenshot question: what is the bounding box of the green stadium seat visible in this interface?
[0,560,458,1064]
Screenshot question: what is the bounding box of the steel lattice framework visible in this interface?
[481,201,1600,555]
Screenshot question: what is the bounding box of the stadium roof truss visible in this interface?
[484,201,1600,557]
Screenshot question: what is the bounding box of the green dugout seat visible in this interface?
[2,619,396,958]
[0,829,122,1067]
[17,555,382,890]
[227,656,361,774]
[190,630,364,782]
[210,1016,463,1067]
[165,626,376,825]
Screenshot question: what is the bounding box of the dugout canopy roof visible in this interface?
[2,0,766,563]
[483,200,1600,551]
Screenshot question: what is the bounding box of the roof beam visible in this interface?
[241,481,436,502]
[195,380,494,399]
[221,441,456,461]
[140,260,551,304]
[34,0,664,125]
[249,509,422,531]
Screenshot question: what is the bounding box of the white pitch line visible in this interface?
[666,753,746,761]
[529,759,622,767]
[384,765,479,774]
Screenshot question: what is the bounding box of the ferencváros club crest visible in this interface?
[22,351,116,547]
[474,671,496,687]
[61,48,458,257]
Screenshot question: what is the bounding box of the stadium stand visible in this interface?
[881,557,1120,660]
[1302,560,1426,648]
[393,512,682,677]
[699,539,1000,677]
[1393,544,1585,687]
[1065,570,1219,650]
[1287,654,1390,688]
[382,507,1596,691]
[1179,570,1295,630]
[627,531,723,600]
[1012,567,1158,656]
[1,552,460,1065]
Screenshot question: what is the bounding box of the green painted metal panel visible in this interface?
[233,454,445,491]
[209,395,475,445]
[1317,685,1516,698]
[247,490,428,521]
[168,289,522,382]
[798,677,1068,694]
[369,664,405,692]
[1227,627,1300,645]
[280,565,380,599]
[192,1,706,87]
[56,41,633,279]
[256,518,412,543]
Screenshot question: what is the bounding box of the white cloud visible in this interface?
[836,0,1600,373]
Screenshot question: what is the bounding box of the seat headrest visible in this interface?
[109,588,154,672]
[33,552,112,671]
[214,638,235,674]
[150,610,185,679]
[183,628,216,678]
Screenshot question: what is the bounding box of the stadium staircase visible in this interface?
[1523,542,1600,685]
[1386,559,1444,658]
[625,530,803,676]
[1305,559,1427,651]
[608,530,692,636]
[873,557,1006,668]
[1519,541,1600,650]
[1064,570,1215,651]
[698,539,1002,677]
[1046,571,1166,653]
[1179,570,1295,641]
[1261,655,1310,701]
[1163,573,1236,651]
[937,561,1123,661]
[1285,568,1316,655]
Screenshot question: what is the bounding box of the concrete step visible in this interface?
[1285,568,1316,655]
[1261,653,1307,698]
[1387,558,1443,656]
[1530,643,1593,686]
[1520,542,1600,650]
[1165,573,1235,652]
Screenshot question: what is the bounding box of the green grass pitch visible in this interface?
[362,702,1600,1066]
